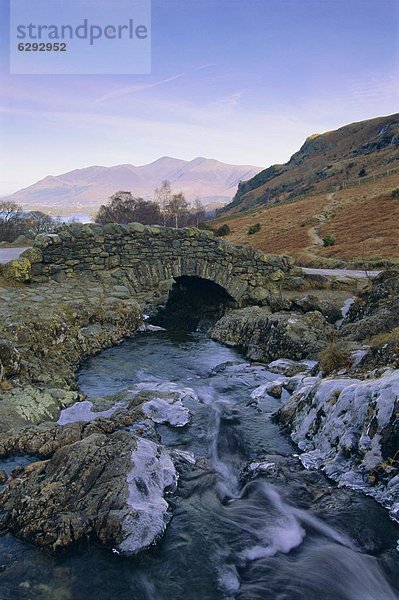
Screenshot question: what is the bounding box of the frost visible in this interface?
[250,378,286,400]
[119,438,177,555]
[335,297,355,329]
[283,370,399,520]
[142,396,190,427]
[57,399,126,425]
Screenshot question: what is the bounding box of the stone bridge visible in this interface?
[22,223,293,306]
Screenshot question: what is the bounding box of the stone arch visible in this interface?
[122,258,248,305]
[151,274,237,331]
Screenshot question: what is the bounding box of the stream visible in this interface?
[0,330,398,599]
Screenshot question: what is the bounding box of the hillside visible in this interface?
[211,172,399,267]
[8,157,262,215]
[219,113,399,215]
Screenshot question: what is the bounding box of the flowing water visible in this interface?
[0,330,398,599]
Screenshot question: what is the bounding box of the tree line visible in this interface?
[0,180,208,243]
[95,180,206,228]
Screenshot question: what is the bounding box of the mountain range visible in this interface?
[8,157,262,215]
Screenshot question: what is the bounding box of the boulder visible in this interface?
[0,431,177,554]
[292,294,342,324]
[211,307,333,363]
[341,270,399,341]
[0,257,31,282]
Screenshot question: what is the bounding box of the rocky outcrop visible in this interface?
[0,431,177,554]
[0,383,191,553]
[0,277,142,430]
[210,307,333,363]
[339,269,399,369]
[0,432,135,550]
[342,269,399,341]
[275,370,399,521]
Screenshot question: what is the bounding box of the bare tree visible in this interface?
[154,180,172,226]
[193,197,206,227]
[95,191,161,225]
[166,193,190,229]
[0,201,23,241]
[27,211,56,235]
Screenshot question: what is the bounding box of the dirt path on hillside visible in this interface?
[303,192,336,262]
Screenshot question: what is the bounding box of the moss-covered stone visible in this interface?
[1,257,31,282]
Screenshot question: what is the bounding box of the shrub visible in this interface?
[322,235,336,247]
[318,342,351,375]
[391,188,399,199]
[248,222,261,235]
[216,224,231,236]
[358,168,367,177]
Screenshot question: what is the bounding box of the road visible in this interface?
[0,247,30,264]
[302,267,381,279]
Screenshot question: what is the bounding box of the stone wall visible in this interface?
[23,223,294,305]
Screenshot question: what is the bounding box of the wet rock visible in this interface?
[292,294,342,324]
[0,431,177,554]
[267,358,317,377]
[211,307,333,363]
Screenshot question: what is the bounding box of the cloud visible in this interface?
[195,63,218,71]
[94,73,185,104]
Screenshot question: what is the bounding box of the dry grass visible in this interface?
[368,327,399,348]
[211,173,399,265]
[318,342,351,375]
[212,194,329,255]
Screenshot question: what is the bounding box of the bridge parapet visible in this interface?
[23,223,294,305]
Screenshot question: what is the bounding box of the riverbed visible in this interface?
[0,330,398,599]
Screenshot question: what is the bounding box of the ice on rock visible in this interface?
[350,347,369,367]
[131,381,196,427]
[248,461,277,475]
[57,400,126,425]
[283,369,399,519]
[335,297,355,329]
[142,396,190,427]
[171,449,196,464]
[250,378,286,400]
[130,381,198,402]
[119,437,177,555]
[138,323,166,332]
